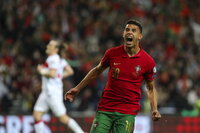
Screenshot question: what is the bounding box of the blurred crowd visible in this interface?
[0,0,200,116]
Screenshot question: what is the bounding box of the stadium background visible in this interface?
[0,0,200,132]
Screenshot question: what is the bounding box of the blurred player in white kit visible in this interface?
[33,40,84,133]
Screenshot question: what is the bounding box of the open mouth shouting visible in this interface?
[125,35,134,44]
[126,37,133,42]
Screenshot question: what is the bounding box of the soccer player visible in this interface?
[64,19,161,133]
[33,40,84,133]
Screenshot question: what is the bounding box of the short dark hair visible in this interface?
[126,19,142,33]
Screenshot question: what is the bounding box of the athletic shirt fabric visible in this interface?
[42,54,68,95]
[97,45,156,115]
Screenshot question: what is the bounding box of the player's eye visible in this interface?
[132,29,136,32]
[126,28,130,32]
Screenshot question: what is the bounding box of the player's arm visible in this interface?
[64,63,107,102]
[75,63,106,90]
[37,64,57,78]
[146,79,161,121]
[63,65,74,78]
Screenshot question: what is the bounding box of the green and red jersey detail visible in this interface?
[97,45,156,115]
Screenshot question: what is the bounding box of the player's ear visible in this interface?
[56,48,58,52]
[139,34,143,40]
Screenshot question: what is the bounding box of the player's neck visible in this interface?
[48,52,57,56]
[125,46,140,57]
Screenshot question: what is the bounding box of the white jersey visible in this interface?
[41,54,68,95]
[34,55,69,116]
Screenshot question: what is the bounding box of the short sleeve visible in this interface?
[100,49,111,68]
[62,59,69,68]
[144,59,157,81]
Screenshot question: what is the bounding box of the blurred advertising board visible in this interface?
[153,116,200,133]
[0,114,199,133]
[134,115,151,133]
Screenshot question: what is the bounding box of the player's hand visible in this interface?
[64,88,80,102]
[152,110,161,121]
[37,64,44,72]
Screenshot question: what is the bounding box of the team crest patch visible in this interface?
[135,65,141,74]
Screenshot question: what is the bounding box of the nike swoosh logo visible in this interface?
[114,63,121,65]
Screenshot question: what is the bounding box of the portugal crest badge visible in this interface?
[135,65,141,74]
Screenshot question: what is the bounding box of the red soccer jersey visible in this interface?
[97,45,156,115]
